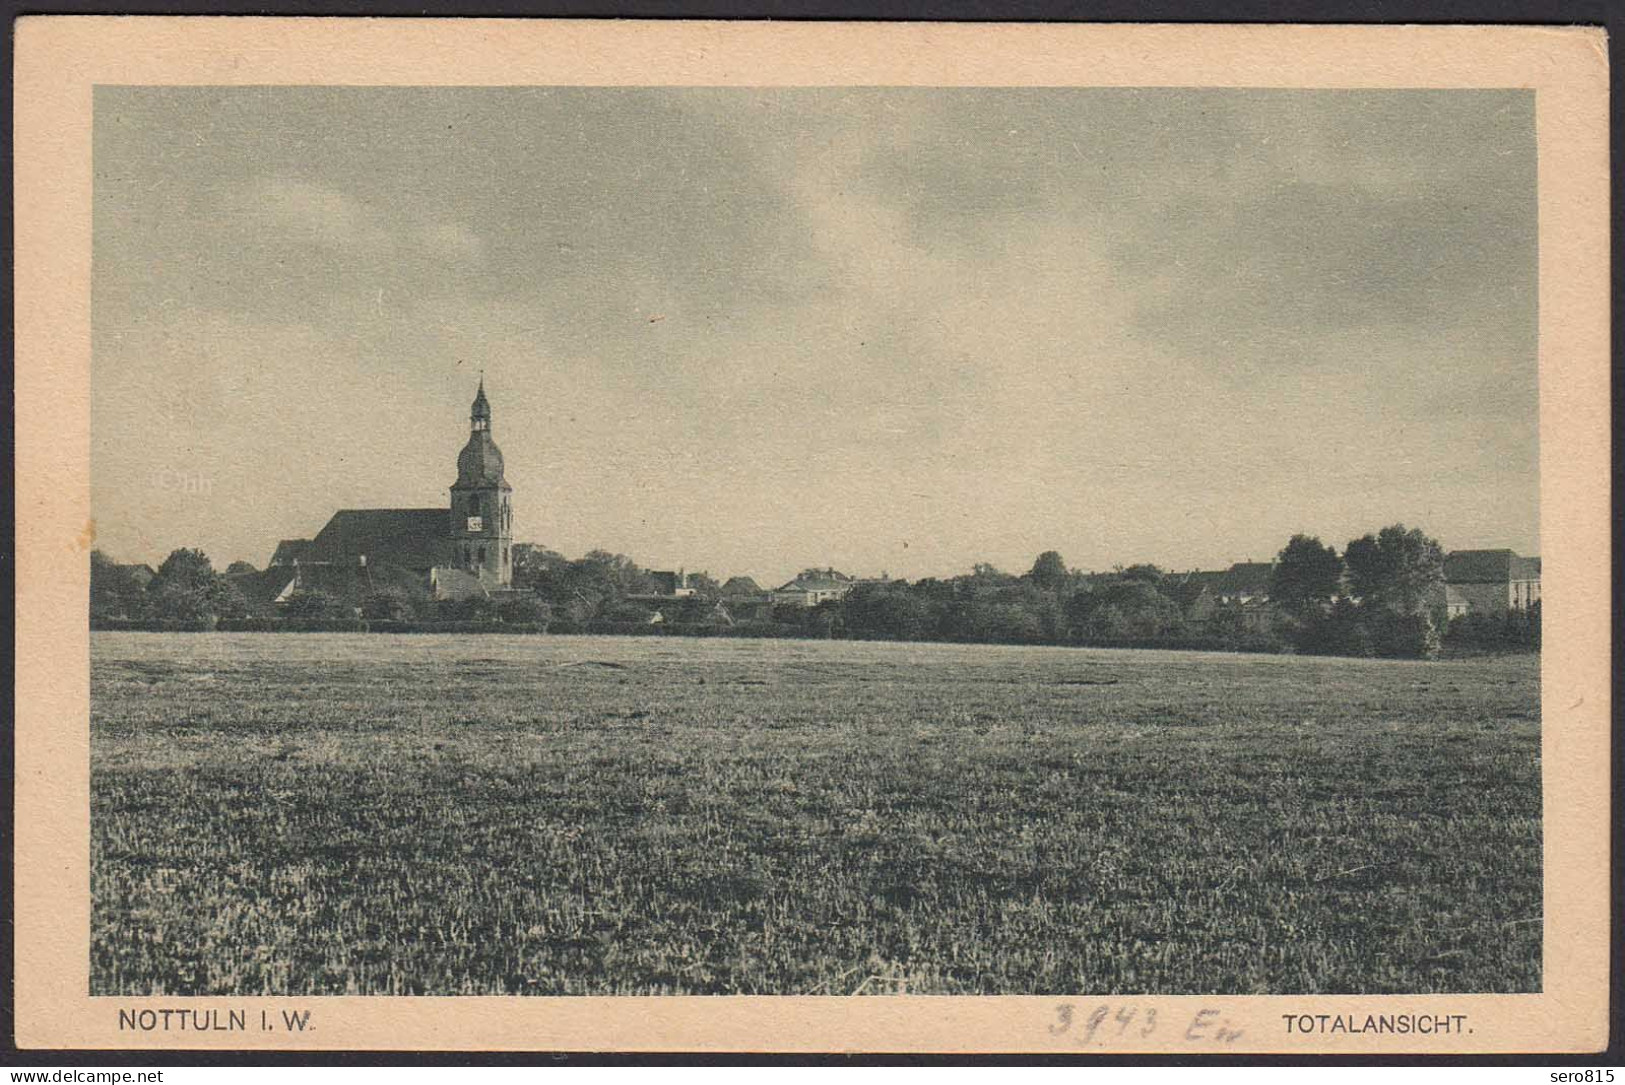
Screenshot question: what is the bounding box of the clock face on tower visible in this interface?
[466,516,483,532]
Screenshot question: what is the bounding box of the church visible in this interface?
[252,380,519,608]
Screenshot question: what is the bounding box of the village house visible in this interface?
[1164,570,1225,622]
[1169,562,1278,629]
[719,576,764,598]
[625,569,734,625]
[709,576,771,622]
[1441,549,1541,618]
[1170,549,1541,626]
[1211,562,1275,606]
[770,568,859,608]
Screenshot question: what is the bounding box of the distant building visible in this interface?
[1170,562,1277,631]
[1212,561,1274,605]
[428,566,490,603]
[305,508,455,573]
[247,380,523,609]
[259,559,427,611]
[1442,549,1541,617]
[1165,570,1226,623]
[646,570,697,598]
[447,379,514,588]
[715,577,772,622]
[720,576,764,598]
[771,568,858,607]
[1171,549,1541,625]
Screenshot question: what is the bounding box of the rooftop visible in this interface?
[1445,549,1541,583]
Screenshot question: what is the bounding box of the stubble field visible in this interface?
[90,632,1542,996]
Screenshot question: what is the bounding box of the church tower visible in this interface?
[449,378,513,586]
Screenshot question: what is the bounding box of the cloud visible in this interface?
[225,176,392,255]
[828,89,1536,383]
[419,221,485,263]
[91,87,1540,579]
[202,175,490,315]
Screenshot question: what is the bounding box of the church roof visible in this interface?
[452,378,510,489]
[307,509,455,571]
[269,539,313,567]
[455,431,510,489]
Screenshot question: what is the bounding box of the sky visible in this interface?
[92,87,1538,586]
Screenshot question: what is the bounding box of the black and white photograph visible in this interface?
[12,17,1612,1056]
[84,81,1549,999]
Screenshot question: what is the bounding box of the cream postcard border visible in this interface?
[13,18,1611,1053]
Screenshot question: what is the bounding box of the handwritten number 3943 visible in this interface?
[1049,1004,1158,1042]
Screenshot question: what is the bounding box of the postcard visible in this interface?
[12,18,1611,1053]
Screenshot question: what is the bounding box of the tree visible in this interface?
[147,581,215,622]
[438,594,498,623]
[89,550,146,619]
[1344,525,1444,614]
[531,550,654,616]
[1368,609,1442,660]
[1118,563,1165,585]
[943,600,1041,643]
[685,572,723,599]
[1298,597,1374,657]
[1027,551,1068,592]
[130,548,255,621]
[1067,579,1183,641]
[578,550,655,597]
[362,587,414,621]
[807,599,845,638]
[969,562,1013,585]
[498,593,549,624]
[1341,535,1382,601]
[1269,535,1344,616]
[511,545,567,592]
[606,601,659,625]
[151,548,215,593]
[844,583,932,640]
[224,560,258,576]
[207,579,251,620]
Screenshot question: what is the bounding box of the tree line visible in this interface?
[760,526,1464,658]
[90,522,1538,658]
[91,548,250,623]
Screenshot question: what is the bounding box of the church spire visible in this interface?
[471,375,491,432]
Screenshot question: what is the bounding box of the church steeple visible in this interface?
[449,376,512,587]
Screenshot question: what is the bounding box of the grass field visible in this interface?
[90,632,1541,996]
